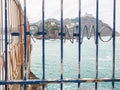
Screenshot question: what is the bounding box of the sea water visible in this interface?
[30,37,120,90]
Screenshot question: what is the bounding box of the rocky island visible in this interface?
[30,14,120,39]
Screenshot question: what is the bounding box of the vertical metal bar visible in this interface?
[60,0,63,90]
[8,0,10,49]
[12,0,14,33]
[42,0,45,90]
[95,0,99,90]
[112,0,116,89]
[4,0,8,90]
[0,0,3,54]
[78,0,81,89]
[24,0,27,90]
[1,0,3,53]
[9,0,12,47]
[0,0,1,54]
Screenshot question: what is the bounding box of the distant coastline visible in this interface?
[30,15,120,40]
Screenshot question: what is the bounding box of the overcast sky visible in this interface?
[20,0,120,31]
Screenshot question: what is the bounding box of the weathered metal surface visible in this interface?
[0,0,31,90]
[0,0,119,90]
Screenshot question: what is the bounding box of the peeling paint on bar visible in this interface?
[0,78,119,85]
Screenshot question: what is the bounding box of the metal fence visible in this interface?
[0,0,120,90]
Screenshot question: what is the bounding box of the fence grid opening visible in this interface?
[0,0,120,90]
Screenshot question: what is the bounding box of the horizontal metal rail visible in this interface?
[0,78,120,85]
